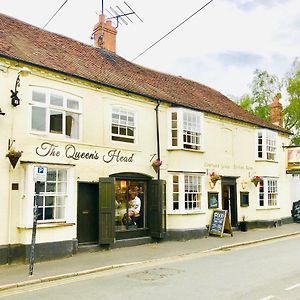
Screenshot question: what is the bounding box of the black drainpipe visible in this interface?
[155,100,161,180]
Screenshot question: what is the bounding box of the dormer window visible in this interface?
[169,108,203,151]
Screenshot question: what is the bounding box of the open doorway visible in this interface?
[221,178,238,227]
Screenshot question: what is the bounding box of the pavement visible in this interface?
[0,223,300,291]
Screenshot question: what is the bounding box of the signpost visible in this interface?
[29,166,47,276]
[209,209,233,237]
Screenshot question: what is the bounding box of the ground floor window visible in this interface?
[115,180,146,230]
[259,178,278,208]
[170,173,203,213]
[35,168,68,221]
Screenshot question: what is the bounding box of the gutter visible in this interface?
[155,100,161,180]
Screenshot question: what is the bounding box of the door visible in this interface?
[221,178,238,227]
[77,182,99,244]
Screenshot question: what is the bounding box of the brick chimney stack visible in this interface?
[270,95,283,127]
[93,15,117,53]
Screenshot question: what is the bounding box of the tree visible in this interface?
[237,63,300,145]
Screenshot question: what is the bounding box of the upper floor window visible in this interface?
[258,178,278,208]
[169,108,203,150]
[257,129,277,161]
[170,173,203,213]
[31,88,81,139]
[111,107,135,143]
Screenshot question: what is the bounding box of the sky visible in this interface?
[1,0,299,99]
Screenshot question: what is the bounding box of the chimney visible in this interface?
[270,95,283,127]
[93,15,117,53]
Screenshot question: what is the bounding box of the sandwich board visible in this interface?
[209,209,233,237]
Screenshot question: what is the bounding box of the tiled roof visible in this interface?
[0,13,288,133]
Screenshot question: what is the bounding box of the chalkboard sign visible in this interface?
[209,210,233,237]
[292,200,300,223]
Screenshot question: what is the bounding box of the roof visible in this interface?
[0,13,289,134]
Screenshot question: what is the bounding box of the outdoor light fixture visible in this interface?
[10,67,31,107]
[0,108,5,116]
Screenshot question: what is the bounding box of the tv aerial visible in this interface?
[102,1,143,27]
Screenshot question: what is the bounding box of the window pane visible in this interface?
[55,207,65,219]
[45,208,54,219]
[50,110,63,134]
[67,99,79,110]
[32,106,46,131]
[46,182,56,193]
[32,91,46,103]
[58,170,67,181]
[45,196,54,206]
[66,112,79,139]
[50,94,63,106]
[47,169,57,181]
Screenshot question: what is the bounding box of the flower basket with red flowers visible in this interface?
[251,175,262,187]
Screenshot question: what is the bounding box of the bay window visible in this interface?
[31,88,81,139]
[256,129,277,161]
[169,108,203,150]
[170,173,203,213]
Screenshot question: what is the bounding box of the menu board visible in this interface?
[292,200,300,223]
[209,210,233,237]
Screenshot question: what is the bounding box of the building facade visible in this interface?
[0,13,293,264]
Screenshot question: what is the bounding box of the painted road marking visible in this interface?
[285,282,300,291]
[260,296,274,300]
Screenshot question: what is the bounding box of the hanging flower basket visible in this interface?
[251,175,262,187]
[152,159,162,172]
[209,171,221,188]
[6,149,23,168]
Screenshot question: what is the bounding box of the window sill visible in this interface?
[18,222,75,229]
[167,148,204,153]
[167,210,205,215]
[256,207,280,210]
[255,159,278,163]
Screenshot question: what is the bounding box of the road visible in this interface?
[1,235,300,300]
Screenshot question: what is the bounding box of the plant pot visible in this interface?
[8,156,20,168]
[240,221,248,232]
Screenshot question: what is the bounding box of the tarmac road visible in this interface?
[1,235,300,300]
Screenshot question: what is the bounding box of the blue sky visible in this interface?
[1,0,299,98]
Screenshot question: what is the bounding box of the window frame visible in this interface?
[169,173,204,214]
[30,87,82,140]
[256,129,277,161]
[257,178,279,209]
[111,106,136,144]
[168,108,203,151]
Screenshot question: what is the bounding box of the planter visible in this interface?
[240,221,248,232]
[8,156,20,168]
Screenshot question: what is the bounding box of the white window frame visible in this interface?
[21,165,74,227]
[169,173,204,213]
[256,129,277,161]
[258,178,279,208]
[30,87,82,140]
[168,108,203,151]
[111,106,136,144]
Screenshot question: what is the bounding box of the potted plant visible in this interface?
[209,171,221,188]
[251,175,262,187]
[240,216,248,232]
[152,159,162,172]
[6,148,23,168]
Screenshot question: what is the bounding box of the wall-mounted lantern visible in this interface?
[10,67,31,107]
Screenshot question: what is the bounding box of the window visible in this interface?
[169,108,202,150]
[111,107,135,143]
[35,168,68,221]
[170,173,203,212]
[256,130,277,161]
[258,178,278,208]
[31,89,81,139]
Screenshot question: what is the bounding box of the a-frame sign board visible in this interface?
[209,210,233,237]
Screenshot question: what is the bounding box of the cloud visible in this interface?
[228,0,288,11]
[209,51,264,68]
